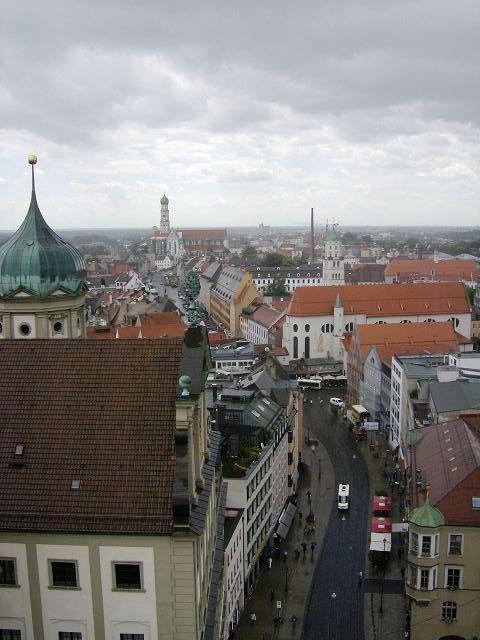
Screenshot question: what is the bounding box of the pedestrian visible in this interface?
[397,547,403,561]
[291,615,298,628]
[301,542,307,557]
[311,542,316,558]
[401,567,405,580]
[295,547,300,561]
[358,571,363,584]
[298,511,303,521]
[270,589,275,601]
[283,550,288,561]
[268,557,272,569]
[303,526,308,536]
[275,547,281,559]
[250,613,256,626]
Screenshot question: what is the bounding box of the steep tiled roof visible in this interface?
[86,326,115,339]
[0,339,183,533]
[137,311,186,336]
[116,326,141,338]
[412,418,480,525]
[356,321,467,364]
[287,282,470,317]
[181,229,226,240]
[386,259,479,280]
[251,305,282,329]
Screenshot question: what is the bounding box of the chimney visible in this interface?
[310,207,315,265]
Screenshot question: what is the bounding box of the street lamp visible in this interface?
[307,490,314,523]
[285,562,289,593]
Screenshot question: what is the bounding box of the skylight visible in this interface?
[14,444,24,456]
[71,480,81,489]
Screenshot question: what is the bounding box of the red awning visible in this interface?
[371,517,392,533]
[372,495,392,513]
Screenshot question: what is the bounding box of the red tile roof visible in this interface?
[181,228,226,240]
[251,305,282,328]
[355,321,468,364]
[86,327,115,340]
[0,339,183,533]
[287,282,470,318]
[137,312,186,335]
[412,418,480,526]
[116,326,141,339]
[386,259,479,280]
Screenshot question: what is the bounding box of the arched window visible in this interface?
[293,336,298,359]
[321,323,334,333]
[424,318,436,323]
[345,322,354,332]
[304,336,310,359]
[450,317,459,328]
[376,320,386,325]
[293,324,298,332]
[400,319,411,324]
[305,324,310,333]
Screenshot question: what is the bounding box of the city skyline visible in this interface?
[0,0,479,230]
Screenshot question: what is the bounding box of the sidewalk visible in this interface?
[360,435,408,640]
[235,441,334,639]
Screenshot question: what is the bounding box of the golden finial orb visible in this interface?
[28,155,37,165]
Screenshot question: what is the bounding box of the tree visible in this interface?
[262,253,286,267]
[466,286,475,305]
[342,232,358,244]
[264,278,288,297]
[241,245,259,264]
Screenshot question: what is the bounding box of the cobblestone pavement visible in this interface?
[234,391,408,640]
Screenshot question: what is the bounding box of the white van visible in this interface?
[337,483,350,510]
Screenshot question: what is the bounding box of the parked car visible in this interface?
[329,397,344,408]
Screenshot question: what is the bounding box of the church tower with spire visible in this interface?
[160,193,170,233]
[0,156,88,339]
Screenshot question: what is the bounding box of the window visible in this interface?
[420,568,430,590]
[293,324,298,332]
[293,336,298,359]
[59,634,82,640]
[446,567,461,589]
[448,534,463,555]
[50,560,78,588]
[113,563,143,590]
[305,324,310,333]
[410,532,418,554]
[53,321,63,333]
[321,323,334,334]
[345,322,354,332]
[421,536,431,556]
[304,337,310,359]
[0,632,21,640]
[0,558,17,585]
[120,635,144,640]
[441,601,457,621]
[19,323,31,336]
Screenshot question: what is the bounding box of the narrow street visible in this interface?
[302,388,369,640]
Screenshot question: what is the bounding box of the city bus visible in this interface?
[297,378,322,391]
[351,404,370,426]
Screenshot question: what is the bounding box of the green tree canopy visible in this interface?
[241,245,259,263]
[264,278,288,296]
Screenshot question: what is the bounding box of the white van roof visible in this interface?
[338,483,350,494]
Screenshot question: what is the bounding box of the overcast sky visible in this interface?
[0,0,479,230]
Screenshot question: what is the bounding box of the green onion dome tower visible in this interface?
[0,156,88,339]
